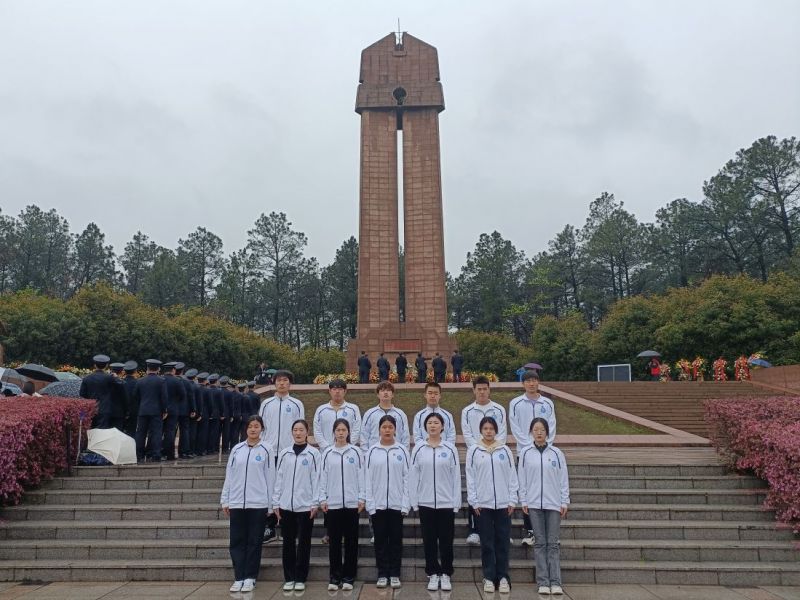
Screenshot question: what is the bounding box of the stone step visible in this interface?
[1,558,798,585]
[2,538,796,563]
[41,473,767,491]
[72,462,734,478]
[22,487,768,507]
[1,502,775,522]
[3,518,790,545]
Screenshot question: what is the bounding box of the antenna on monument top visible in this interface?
[395,19,404,48]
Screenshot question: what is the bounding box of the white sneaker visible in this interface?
[342,582,354,591]
[483,579,495,592]
[427,574,440,591]
[376,577,388,588]
[321,535,330,544]
[550,585,563,595]
[498,578,510,593]
[466,533,480,545]
[328,582,339,591]
[283,581,295,591]
[242,579,255,592]
[370,536,375,544]
[294,582,305,591]
[521,531,535,546]
[440,574,452,591]
[538,585,551,594]
[390,577,401,588]
[230,580,244,592]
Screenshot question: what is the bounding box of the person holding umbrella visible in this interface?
[637,351,661,381]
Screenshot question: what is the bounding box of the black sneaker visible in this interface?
[263,527,277,544]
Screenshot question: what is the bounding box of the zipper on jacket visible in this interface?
[490,451,497,509]
[242,446,253,509]
[540,451,544,510]
[432,446,437,509]
[340,450,346,508]
[290,452,299,511]
[276,399,282,452]
[386,449,390,509]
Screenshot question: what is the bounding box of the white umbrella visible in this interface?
[87,428,137,465]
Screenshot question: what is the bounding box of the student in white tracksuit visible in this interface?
[411,382,457,446]
[318,418,365,591]
[259,370,304,540]
[360,381,410,449]
[313,379,362,450]
[517,417,570,596]
[272,419,320,592]
[508,370,556,542]
[365,415,410,589]
[220,416,275,593]
[465,416,518,594]
[461,375,507,542]
[409,413,461,592]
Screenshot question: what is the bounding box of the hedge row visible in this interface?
[705,396,800,532]
[0,397,96,506]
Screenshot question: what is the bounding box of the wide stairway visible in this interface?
[546,381,773,437]
[1,447,798,586]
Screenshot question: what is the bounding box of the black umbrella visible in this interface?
[16,363,58,382]
[636,350,661,358]
[40,380,82,398]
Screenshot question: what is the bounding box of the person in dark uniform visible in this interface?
[415,353,428,384]
[196,372,211,456]
[122,361,139,437]
[183,368,200,458]
[134,359,167,462]
[255,362,272,386]
[207,374,224,454]
[376,353,390,381]
[161,362,187,461]
[228,378,242,449]
[432,353,447,384]
[395,353,408,383]
[246,381,261,416]
[108,362,127,430]
[358,351,372,384]
[174,363,194,459]
[220,376,234,452]
[451,350,464,383]
[79,354,124,429]
[236,382,247,441]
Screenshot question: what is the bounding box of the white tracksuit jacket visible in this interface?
[412,406,457,446]
[259,394,305,455]
[318,444,365,509]
[272,444,320,512]
[409,440,461,512]
[220,441,274,510]
[465,443,519,510]
[364,442,410,514]
[508,393,556,449]
[360,405,410,450]
[517,443,570,512]
[461,400,507,447]
[313,402,362,451]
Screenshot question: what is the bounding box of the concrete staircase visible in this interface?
[545,381,773,437]
[1,450,798,586]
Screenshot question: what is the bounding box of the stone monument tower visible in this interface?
[346,32,454,374]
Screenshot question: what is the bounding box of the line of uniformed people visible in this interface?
[221,371,569,595]
[78,354,263,462]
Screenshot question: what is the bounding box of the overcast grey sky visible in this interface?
[0,0,798,272]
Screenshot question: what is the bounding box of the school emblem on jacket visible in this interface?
[551,460,557,467]
[499,452,506,460]
[395,454,403,461]
[348,457,355,463]
[285,406,292,413]
[255,455,263,462]
[302,459,308,465]
[540,405,549,414]
[440,452,447,458]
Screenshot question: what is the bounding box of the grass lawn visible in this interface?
[289,389,653,435]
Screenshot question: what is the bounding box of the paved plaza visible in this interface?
[1,582,799,600]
